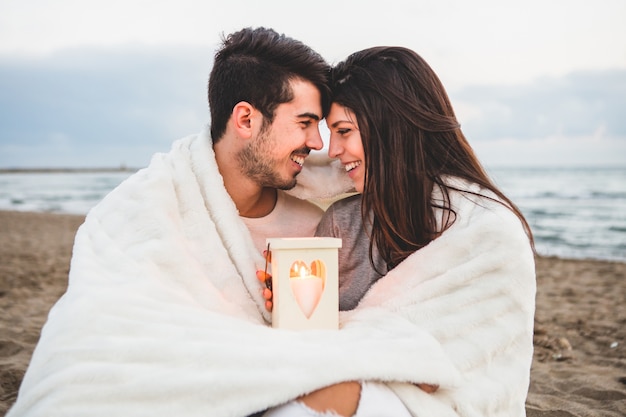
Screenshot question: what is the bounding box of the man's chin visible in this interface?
[276,180,297,191]
[272,175,298,191]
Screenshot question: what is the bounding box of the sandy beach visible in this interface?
[0,210,624,416]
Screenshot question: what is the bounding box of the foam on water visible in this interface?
[489,166,626,262]
[0,171,133,215]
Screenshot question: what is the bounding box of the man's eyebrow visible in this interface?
[297,112,321,121]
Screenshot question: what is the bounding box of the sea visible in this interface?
[1,167,625,263]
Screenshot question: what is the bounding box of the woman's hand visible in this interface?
[298,381,361,417]
[416,383,439,393]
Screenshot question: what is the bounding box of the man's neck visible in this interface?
[214,140,278,218]
[236,186,278,218]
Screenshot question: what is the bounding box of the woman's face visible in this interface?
[326,103,366,193]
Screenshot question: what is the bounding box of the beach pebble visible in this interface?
[556,337,572,351]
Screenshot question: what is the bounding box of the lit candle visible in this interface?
[290,264,324,318]
[267,237,341,330]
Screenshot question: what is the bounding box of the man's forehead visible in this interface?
[288,79,322,113]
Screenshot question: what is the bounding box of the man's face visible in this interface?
[237,79,324,190]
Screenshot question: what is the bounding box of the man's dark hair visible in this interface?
[208,27,331,142]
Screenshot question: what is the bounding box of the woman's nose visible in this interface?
[328,137,342,158]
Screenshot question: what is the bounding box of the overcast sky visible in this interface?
[1,0,625,168]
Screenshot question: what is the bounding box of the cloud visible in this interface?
[0,46,213,167]
[2,0,625,88]
[0,45,624,168]
[452,69,626,141]
[472,135,626,168]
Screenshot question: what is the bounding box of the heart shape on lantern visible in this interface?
[289,260,326,318]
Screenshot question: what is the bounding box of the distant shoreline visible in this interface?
[0,167,139,174]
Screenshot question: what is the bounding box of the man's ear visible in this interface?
[232,101,256,139]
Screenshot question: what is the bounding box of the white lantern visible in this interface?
[266,237,342,330]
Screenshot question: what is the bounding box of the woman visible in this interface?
[263,46,536,417]
[319,46,534,308]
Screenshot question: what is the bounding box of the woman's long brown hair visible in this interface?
[330,46,534,270]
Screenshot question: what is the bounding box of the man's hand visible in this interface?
[298,381,361,417]
[256,247,274,312]
[256,269,273,312]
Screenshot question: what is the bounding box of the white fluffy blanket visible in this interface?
[8,129,457,417]
[360,180,536,417]
[9,128,535,417]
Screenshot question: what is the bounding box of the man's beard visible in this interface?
[236,129,299,191]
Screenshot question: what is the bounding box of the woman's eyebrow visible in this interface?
[330,119,353,128]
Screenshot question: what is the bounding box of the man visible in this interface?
[211,28,410,417]
[7,28,433,417]
[209,27,330,253]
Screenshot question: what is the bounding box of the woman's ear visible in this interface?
[232,101,255,139]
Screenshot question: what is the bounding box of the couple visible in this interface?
[8,27,536,417]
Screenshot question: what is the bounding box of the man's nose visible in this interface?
[306,129,324,151]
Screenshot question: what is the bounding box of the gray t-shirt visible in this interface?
[315,194,387,311]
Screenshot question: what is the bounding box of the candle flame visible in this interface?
[289,261,315,279]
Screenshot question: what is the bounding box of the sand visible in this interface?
[0,210,625,416]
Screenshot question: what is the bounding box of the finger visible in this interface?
[262,288,273,300]
[265,300,273,312]
[416,383,439,393]
[256,270,269,282]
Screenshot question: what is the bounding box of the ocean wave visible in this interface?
[1,167,625,262]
